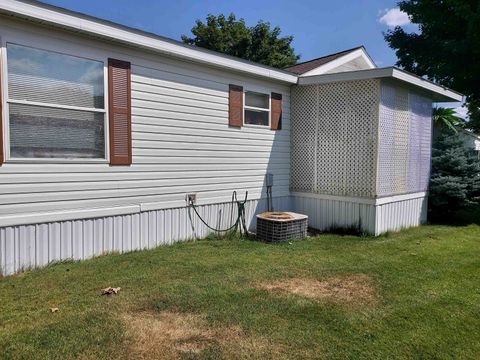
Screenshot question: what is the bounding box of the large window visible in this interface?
[244,91,270,126]
[5,43,106,159]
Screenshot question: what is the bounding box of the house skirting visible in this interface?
[0,196,291,276]
[0,192,428,275]
[291,192,428,235]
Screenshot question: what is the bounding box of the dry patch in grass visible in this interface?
[258,274,377,305]
[124,311,214,359]
[123,311,289,359]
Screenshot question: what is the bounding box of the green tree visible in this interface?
[384,1,480,132]
[429,130,480,217]
[182,14,299,68]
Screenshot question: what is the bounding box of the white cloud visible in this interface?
[8,58,42,74]
[79,64,104,84]
[379,8,411,27]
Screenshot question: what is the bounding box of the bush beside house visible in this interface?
[429,129,480,219]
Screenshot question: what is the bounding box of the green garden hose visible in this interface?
[189,191,249,236]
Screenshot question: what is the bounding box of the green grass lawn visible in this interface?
[1,222,479,359]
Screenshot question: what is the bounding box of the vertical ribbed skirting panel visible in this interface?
[291,193,428,236]
[375,195,428,235]
[291,194,376,234]
[0,196,291,275]
[291,80,379,198]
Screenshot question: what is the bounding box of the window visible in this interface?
[244,91,270,126]
[5,43,106,159]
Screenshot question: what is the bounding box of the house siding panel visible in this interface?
[0,18,291,223]
[0,18,293,274]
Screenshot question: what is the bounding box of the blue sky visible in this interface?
[40,0,415,68]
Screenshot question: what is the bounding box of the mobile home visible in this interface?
[0,0,462,275]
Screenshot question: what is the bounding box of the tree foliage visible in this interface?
[429,130,480,217]
[433,107,465,133]
[384,0,480,132]
[182,14,299,68]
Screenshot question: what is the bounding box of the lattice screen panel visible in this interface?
[290,85,318,192]
[377,84,396,195]
[410,93,432,191]
[377,82,433,196]
[393,87,410,193]
[291,79,379,198]
[408,95,421,192]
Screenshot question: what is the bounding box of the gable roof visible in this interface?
[0,0,298,84]
[285,46,377,77]
[285,46,365,75]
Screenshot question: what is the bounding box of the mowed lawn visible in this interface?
[1,222,479,359]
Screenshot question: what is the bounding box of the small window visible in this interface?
[5,43,106,160]
[244,91,270,126]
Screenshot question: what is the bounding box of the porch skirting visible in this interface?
[292,192,428,236]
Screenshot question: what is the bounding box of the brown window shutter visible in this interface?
[229,84,243,127]
[271,92,282,130]
[108,58,132,165]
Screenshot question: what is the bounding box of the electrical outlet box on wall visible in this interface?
[266,173,274,187]
[186,193,197,205]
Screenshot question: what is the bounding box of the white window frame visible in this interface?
[1,37,110,164]
[243,90,271,128]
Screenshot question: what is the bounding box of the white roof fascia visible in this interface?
[297,67,463,102]
[300,47,376,77]
[463,129,480,140]
[0,0,298,84]
[390,68,462,102]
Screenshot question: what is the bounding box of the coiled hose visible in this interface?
[189,191,249,236]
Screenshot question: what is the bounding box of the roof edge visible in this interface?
[285,46,364,69]
[285,46,376,75]
[462,129,480,139]
[0,0,298,84]
[297,67,463,102]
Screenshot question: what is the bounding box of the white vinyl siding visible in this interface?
[0,18,291,224]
